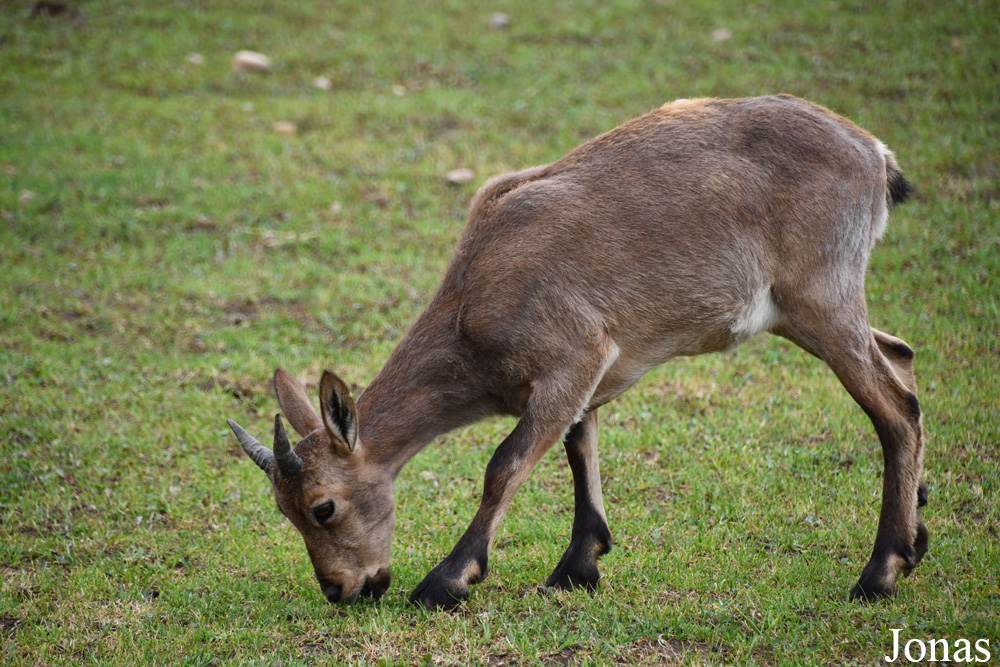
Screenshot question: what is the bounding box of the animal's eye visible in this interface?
[313,502,335,523]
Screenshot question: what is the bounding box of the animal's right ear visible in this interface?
[274,368,323,437]
[319,370,358,455]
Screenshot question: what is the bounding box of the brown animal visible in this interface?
[226,94,927,610]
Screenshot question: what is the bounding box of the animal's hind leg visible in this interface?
[545,408,613,592]
[774,308,926,601]
[871,328,917,393]
[871,328,929,570]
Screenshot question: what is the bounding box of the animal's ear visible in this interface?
[319,370,358,454]
[274,368,323,437]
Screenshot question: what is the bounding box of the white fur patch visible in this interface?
[660,97,708,112]
[580,340,621,419]
[873,205,889,240]
[731,288,781,342]
[873,140,892,240]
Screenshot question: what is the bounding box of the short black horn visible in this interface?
[273,414,303,478]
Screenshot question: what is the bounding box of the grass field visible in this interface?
[2,0,998,664]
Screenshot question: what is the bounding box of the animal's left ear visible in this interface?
[319,370,358,455]
[274,367,323,437]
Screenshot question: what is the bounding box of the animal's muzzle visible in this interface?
[318,568,391,604]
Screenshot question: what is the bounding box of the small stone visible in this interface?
[392,84,407,97]
[489,12,510,30]
[711,28,732,42]
[329,201,343,214]
[273,121,297,134]
[20,190,36,205]
[233,50,272,72]
[312,75,332,90]
[187,53,204,66]
[445,168,475,184]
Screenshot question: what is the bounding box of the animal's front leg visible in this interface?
[408,528,489,611]
[409,412,571,610]
[410,329,619,610]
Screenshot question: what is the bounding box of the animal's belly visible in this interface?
[588,353,665,409]
[586,284,782,408]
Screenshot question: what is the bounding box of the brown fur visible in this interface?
[274,368,322,436]
[227,95,925,608]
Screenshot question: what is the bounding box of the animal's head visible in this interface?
[226,368,394,604]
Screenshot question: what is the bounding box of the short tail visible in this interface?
[885,154,913,208]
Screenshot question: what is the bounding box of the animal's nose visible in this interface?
[323,584,343,604]
[317,575,343,604]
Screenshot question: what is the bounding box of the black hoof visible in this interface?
[545,555,601,592]
[849,580,896,603]
[409,568,471,611]
[545,534,610,592]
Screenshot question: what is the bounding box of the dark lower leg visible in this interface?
[410,393,588,610]
[546,409,613,591]
[851,432,924,600]
[849,369,926,601]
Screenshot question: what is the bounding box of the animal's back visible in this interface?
[449,95,894,394]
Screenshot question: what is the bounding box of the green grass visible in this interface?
[2,0,998,664]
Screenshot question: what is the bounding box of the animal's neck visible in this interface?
[355,306,490,479]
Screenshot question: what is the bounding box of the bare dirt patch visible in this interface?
[216,296,274,326]
[542,646,582,665]
[1,613,23,635]
[616,636,722,665]
[194,374,259,400]
[486,646,581,666]
[175,368,262,401]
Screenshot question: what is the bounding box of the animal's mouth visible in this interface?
[359,567,392,600]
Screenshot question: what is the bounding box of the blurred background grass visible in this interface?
[1,1,997,665]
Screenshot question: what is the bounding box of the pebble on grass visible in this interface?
[445,168,475,184]
[489,12,510,29]
[233,50,272,72]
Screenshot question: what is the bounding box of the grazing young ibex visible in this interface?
[226,95,927,610]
